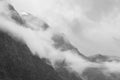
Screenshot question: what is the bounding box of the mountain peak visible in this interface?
[0,0,25,25]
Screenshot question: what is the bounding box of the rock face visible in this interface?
[21,12,49,30]
[1,0,120,80]
[8,4,26,25]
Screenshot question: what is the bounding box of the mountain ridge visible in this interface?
[1,0,120,80]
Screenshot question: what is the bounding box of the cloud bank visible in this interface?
[0,1,97,76]
[10,0,120,56]
[1,0,120,78]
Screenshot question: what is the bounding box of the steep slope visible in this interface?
[0,31,63,80]
[1,0,120,80]
[0,1,83,80]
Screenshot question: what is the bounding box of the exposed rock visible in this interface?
[21,12,49,30]
[8,4,26,25]
[89,54,120,63]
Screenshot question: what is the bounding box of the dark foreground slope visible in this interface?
[0,30,84,80]
[1,26,120,80]
[0,31,63,80]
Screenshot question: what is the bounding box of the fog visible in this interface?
[1,0,120,77]
[0,1,97,75]
[10,0,120,57]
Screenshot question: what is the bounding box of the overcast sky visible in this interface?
[10,0,120,56]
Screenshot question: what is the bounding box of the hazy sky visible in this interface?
[10,0,120,56]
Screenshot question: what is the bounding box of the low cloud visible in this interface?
[1,0,120,77]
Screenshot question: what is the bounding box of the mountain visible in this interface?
[0,1,83,80]
[21,12,49,31]
[0,0,120,80]
[0,30,64,80]
[88,54,120,63]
